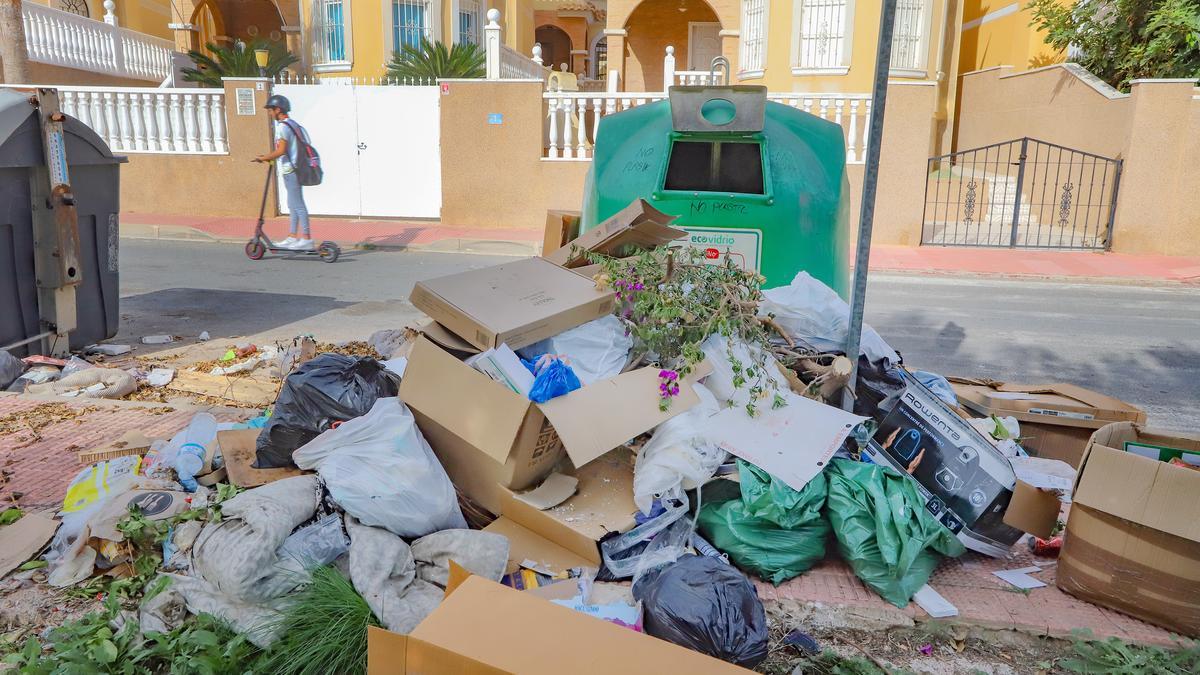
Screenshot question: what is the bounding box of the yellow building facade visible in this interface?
[958,1,1064,75]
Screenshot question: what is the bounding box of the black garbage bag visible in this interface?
[254,354,400,468]
[632,555,769,668]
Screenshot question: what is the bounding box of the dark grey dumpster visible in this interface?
[0,89,125,356]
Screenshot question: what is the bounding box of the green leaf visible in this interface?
[91,639,119,664]
[0,508,23,526]
[17,559,47,571]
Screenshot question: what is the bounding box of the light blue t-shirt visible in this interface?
[274,119,310,174]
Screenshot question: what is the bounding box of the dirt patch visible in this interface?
[0,404,100,438]
[314,341,381,359]
[760,603,1073,674]
[0,572,100,651]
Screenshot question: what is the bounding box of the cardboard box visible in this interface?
[366,575,749,674]
[951,380,1146,468]
[410,257,616,352]
[400,334,706,497]
[486,450,638,571]
[543,209,581,255]
[544,199,685,269]
[1057,422,1200,637]
[862,370,1059,556]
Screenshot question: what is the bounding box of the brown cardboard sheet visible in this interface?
[409,257,616,352]
[217,429,309,488]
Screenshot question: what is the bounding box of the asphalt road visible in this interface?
[117,239,1200,431]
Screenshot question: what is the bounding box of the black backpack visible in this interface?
[284,119,323,186]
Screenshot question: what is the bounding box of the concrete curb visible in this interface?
[120,223,540,257]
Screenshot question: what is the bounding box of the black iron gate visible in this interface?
[921,137,1122,249]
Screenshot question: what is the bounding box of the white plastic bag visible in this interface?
[518,315,632,386]
[293,398,466,538]
[634,383,726,515]
[760,272,899,364]
[699,334,790,411]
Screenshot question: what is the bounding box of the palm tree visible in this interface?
[182,38,298,88]
[386,38,484,82]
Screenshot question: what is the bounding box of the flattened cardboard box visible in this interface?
[545,199,685,269]
[366,575,749,674]
[1057,422,1200,637]
[410,257,616,352]
[952,380,1146,467]
[401,334,708,499]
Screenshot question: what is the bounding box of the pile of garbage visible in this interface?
[5,201,1195,672]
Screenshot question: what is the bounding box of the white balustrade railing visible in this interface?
[22,3,173,82]
[543,92,871,163]
[499,43,549,80]
[28,86,229,154]
[675,71,719,86]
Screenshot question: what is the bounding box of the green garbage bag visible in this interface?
[825,458,966,608]
[696,461,829,585]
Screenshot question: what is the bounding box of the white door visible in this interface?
[688,22,722,71]
[275,84,442,219]
[354,85,442,219]
[275,84,361,217]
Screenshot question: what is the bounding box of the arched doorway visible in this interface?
[535,25,572,72]
[623,0,720,91]
[589,33,607,79]
[190,0,226,57]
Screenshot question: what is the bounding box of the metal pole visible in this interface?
[1009,137,1029,248]
[841,0,897,411]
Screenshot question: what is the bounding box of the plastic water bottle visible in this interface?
[174,413,217,492]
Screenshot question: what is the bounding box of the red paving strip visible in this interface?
[0,396,1180,646]
[870,245,1200,282]
[757,548,1177,646]
[0,397,251,510]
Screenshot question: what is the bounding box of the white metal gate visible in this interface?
[274,84,442,219]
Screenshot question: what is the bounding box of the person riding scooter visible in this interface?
[254,94,314,250]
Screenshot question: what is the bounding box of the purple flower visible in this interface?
[919,644,933,656]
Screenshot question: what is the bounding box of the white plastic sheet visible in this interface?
[760,272,899,364]
[518,315,632,386]
[293,398,466,538]
[633,383,725,515]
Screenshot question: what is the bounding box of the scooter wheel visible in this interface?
[318,242,340,263]
[245,240,267,260]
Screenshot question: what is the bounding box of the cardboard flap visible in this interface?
[1001,480,1060,539]
[537,367,701,468]
[545,199,685,268]
[483,516,595,575]
[1074,440,1200,543]
[401,336,530,465]
[418,321,481,355]
[995,382,1139,412]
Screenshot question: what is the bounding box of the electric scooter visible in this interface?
[244,163,340,263]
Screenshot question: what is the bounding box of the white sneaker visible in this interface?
[278,236,296,248]
[293,238,315,250]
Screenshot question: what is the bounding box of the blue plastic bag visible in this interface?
[524,356,582,403]
[913,370,957,407]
